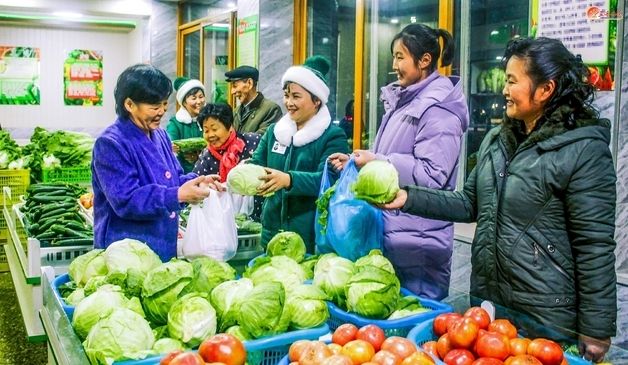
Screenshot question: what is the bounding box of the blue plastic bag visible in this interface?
[315,157,383,261]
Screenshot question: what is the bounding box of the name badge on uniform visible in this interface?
[272,141,287,155]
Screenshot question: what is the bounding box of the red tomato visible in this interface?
[160,350,183,365]
[381,337,418,360]
[322,354,355,365]
[329,343,344,355]
[509,338,531,357]
[443,349,475,365]
[168,352,206,365]
[289,340,312,361]
[526,339,564,365]
[449,317,480,349]
[475,330,510,361]
[434,313,463,337]
[472,358,504,365]
[488,320,518,339]
[334,324,360,346]
[300,341,333,365]
[371,349,402,365]
[436,333,453,359]
[357,324,387,351]
[400,351,436,365]
[342,339,376,365]
[421,341,439,360]
[464,307,491,330]
[198,334,246,365]
[504,354,543,365]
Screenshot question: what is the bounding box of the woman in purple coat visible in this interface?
[92,64,216,261]
[330,24,469,300]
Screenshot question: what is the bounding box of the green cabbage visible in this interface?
[72,285,132,339]
[387,295,430,320]
[245,255,307,293]
[167,293,217,347]
[226,163,267,195]
[141,260,194,325]
[210,278,254,332]
[83,308,155,364]
[65,288,85,306]
[312,253,355,308]
[299,254,320,280]
[355,249,395,274]
[225,325,252,341]
[152,338,185,355]
[105,239,162,297]
[351,160,400,204]
[286,284,329,330]
[68,249,107,286]
[181,257,236,296]
[83,275,109,296]
[266,231,307,263]
[238,281,290,339]
[345,266,400,318]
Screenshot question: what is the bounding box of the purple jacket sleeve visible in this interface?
[376,108,463,188]
[93,136,182,220]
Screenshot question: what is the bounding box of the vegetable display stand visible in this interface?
[327,288,453,337]
[407,318,591,365]
[0,240,7,272]
[0,168,30,242]
[41,167,91,185]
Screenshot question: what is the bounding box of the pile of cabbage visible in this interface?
[61,235,328,365]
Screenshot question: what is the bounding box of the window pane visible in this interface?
[307,0,356,145]
[203,22,230,104]
[183,30,201,80]
[363,0,439,149]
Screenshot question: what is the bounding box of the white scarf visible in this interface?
[175,107,194,124]
[273,105,331,147]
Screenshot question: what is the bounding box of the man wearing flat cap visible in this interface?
[226,65,282,135]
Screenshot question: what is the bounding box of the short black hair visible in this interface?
[197,103,234,129]
[114,64,172,118]
[183,87,205,102]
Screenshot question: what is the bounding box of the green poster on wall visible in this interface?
[237,15,259,67]
[63,49,103,106]
[0,46,40,105]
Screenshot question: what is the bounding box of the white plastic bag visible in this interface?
[181,190,238,261]
[230,193,254,216]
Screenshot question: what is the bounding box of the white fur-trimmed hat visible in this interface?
[281,55,331,104]
[174,76,205,105]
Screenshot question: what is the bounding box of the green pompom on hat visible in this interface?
[303,55,331,84]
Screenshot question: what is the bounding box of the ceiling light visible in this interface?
[390,18,399,24]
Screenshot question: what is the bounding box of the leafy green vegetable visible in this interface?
[68,249,107,286]
[210,278,254,332]
[172,137,207,153]
[83,275,109,296]
[225,325,252,341]
[72,284,133,339]
[387,296,429,319]
[238,281,290,339]
[226,163,267,195]
[315,183,337,235]
[105,239,162,297]
[167,293,217,347]
[235,213,263,234]
[355,249,395,274]
[313,253,355,308]
[351,160,400,204]
[345,266,400,318]
[0,131,22,169]
[83,307,155,364]
[65,288,85,306]
[152,338,185,355]
[299,254,320,280]
[286,284,329,330]
[245,255,307,293]
[181,257,236,296]
[141,260,194,325]
[266,231,307,263]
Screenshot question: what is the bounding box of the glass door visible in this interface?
[202,17,231,104]
[180,25,201,80]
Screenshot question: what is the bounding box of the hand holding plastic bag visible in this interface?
[182,190,238,261]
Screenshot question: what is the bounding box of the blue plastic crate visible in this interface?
[327,288,453,337]
[407,318,592,365]
[115,324,330,365]
[52,273,75,320]
[277,355,290,365]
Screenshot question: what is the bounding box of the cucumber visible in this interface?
[51,238,93,246]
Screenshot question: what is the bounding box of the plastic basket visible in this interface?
[238,233,261,252]
[0,243,7,272]
[407,318,592,365]
[51,273,75,320]
[0,169,30,205]
[41,167,92,184]
[327,288,453,337]
[114,324,331,365]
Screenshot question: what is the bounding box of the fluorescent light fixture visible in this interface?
[495,56,502,60]
[52,11,83,19]
[410,16,417,23]
[390,18,399,24]
[227,1,236,7]
[212,23,229,28]
[490,30,499,36]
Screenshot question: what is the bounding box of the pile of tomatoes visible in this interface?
[287,323,435,365]
[427,307,567,365]
[160,333,247,365]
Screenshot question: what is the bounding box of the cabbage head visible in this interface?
[245,255,307,293]
[299,255,320,280]
[227,163,266,195]
[266,231,306,263]
[351,160,400,204]
[210,278,254,332]
[238,281,290,339]
[182,257,236,296]
[68,249,107,286]
[387,295,430,320]
[83,307,155,364]
[72,285,133,340]
[65,288,85,306]
[167,293,217,347]
[142,260,194,325]
[345,266,400,318]
[83,275,109,296]
[286,284,329,330]
[105,239,162,296]
[225,325,252,341]
[312,253,355,308]
[152,338,185,355]
[354,249,395,274]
